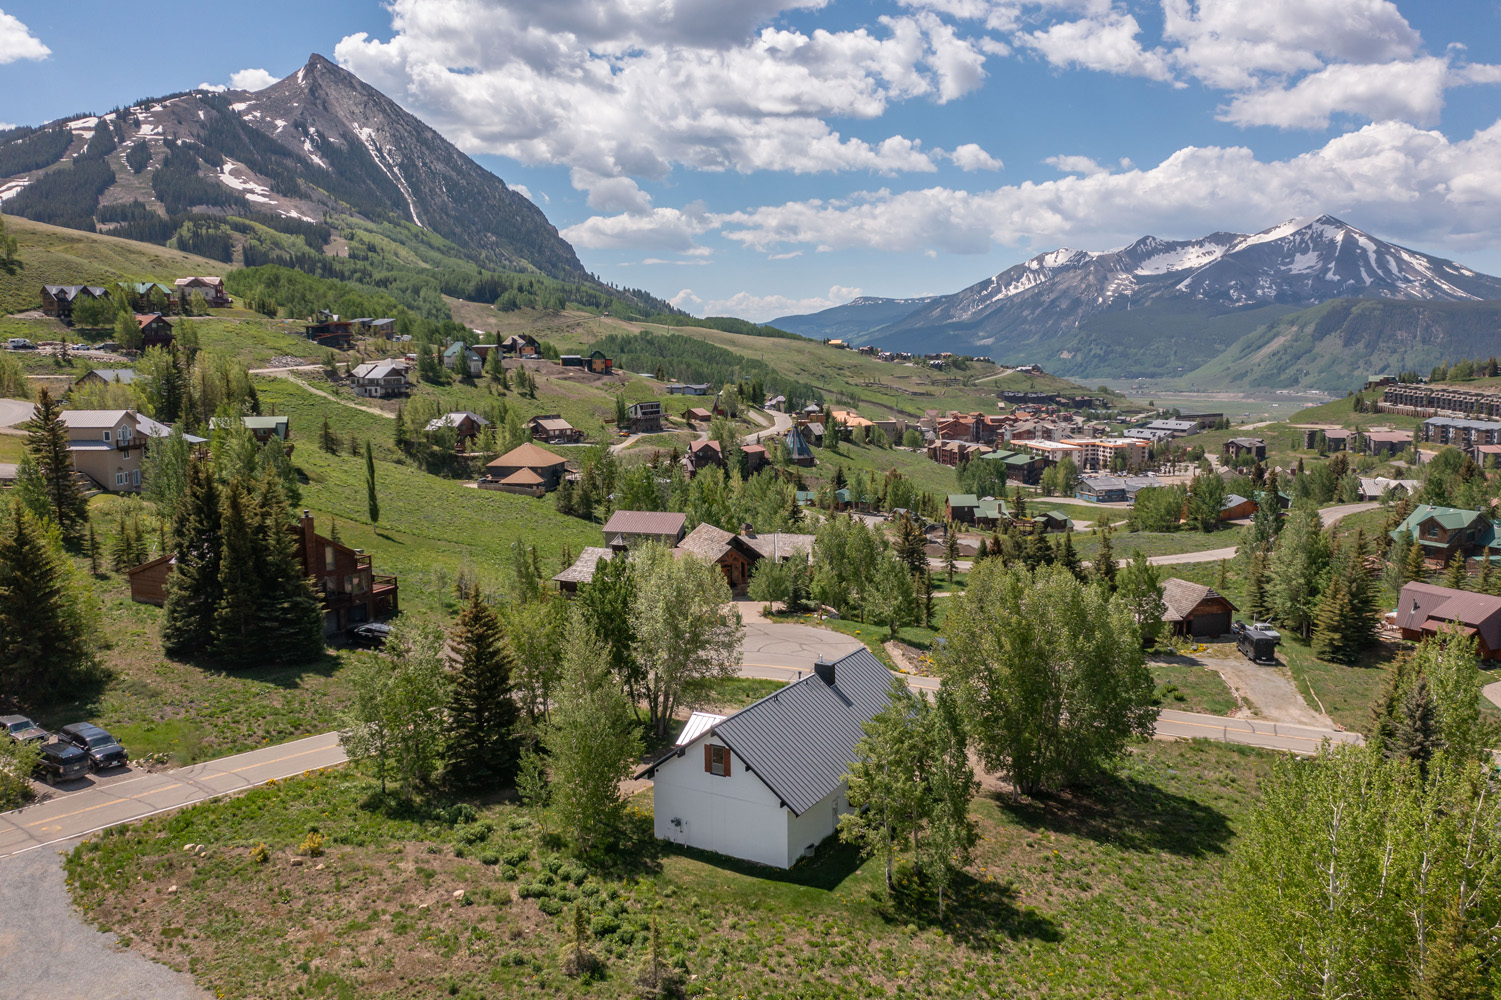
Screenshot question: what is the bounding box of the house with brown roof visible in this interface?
[502,333,540,356]
[1161,578,1237,637]
[687,439,724,475]
[129,510,397,634]
[552,547,617,594]
[481,442,568,494]
[685,407,714,424]
[528,414,583,444]
[602,510,687,550]
[135,314,174,350]
[1395,582,1501,660]
[739,527,815,564]
[742,443,767,474]
[1222,437,1267,461]
[675,523,760,588]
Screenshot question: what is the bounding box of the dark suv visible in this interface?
[58,723,128,771]
[347,622,393,648]
[1,715,48,744]
[35,740,91,785]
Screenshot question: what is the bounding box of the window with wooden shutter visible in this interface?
[705,744,729,777]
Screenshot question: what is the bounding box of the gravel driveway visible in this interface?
[1191,642,1333,728]
[0,843,206,1000]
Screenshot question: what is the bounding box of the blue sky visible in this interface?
[4,0,1501,320]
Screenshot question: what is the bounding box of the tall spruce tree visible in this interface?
[1093,526,1117,588]
[24,387,88,540]
[1443,552,1468,590]
[251,474,325,664]
[210,479,262,661]
[446,584,520,789]
[161,460,223,657]
[1266,507,1329,639]
[365,441,380,524]
[0,503,96,701]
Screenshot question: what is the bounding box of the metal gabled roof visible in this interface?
[641,647,892,816]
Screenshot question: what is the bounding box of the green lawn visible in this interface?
[1149,659,1239,716]
[64,738,1269,999]
[1074,528,1238,563]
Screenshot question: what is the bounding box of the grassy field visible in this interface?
[64,738,1268,1000]
[1149,659,1239,716]
[0,213,229,315]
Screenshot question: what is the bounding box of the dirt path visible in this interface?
[268,373,394,419]
[1190,643,1335,727]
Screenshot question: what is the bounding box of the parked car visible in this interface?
[347,622,393,648]
[1232,620,1280,664]
[58,723,128,771]
[1,715,49,744]
[35,739,91,785]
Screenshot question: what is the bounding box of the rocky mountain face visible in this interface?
[0,54,585,279]
[775,217,1501,380]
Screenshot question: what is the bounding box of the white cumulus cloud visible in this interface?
[1021,10,1174,82]
[950,142,1003,171]
[229,68,281,92]
[333,0,999,202]
[703,285,862,321]
[0,9,49,64]
[683,119,1501,255]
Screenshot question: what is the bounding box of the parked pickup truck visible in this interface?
[6,337,34,350]
[58,722,128,771]
[1,715,49,744]
[35,740,91,785]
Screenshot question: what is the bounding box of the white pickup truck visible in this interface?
[6,337,35,350]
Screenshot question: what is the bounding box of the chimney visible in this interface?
[813,657,836,686]
[301,510,317,574]
[741,523,756,538]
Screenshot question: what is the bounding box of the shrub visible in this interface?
[590,914,621,937]
[250,842,270,865]
[446,803,479,825]
[500,865,519,881]
[502,847,531,867]
[518,882,550,899]
[543,857,565,875]
[479,850,500,866]
[298,832,324,857]
[566,865,589,885]
[538,897,564,916]
[456,820,495,845]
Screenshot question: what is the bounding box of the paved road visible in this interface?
[0,733,346,861]
[1146,502,1378,567]
[0,397,35,428]
[746,406,792,444]
[0,842,207,1000]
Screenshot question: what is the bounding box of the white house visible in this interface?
[638,648,890,869]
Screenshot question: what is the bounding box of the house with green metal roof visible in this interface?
[1390,504,1500,567]
[946,493,979,524]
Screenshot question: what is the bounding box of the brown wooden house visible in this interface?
[127,511,398,634]
[1161,578,1237,637]
[136,313,174,349]
[1395,582,1501,660]
[674,523,760,588]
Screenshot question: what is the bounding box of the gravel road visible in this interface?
[0,844,205,1000]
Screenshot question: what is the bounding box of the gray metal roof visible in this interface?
[642,647,893,816]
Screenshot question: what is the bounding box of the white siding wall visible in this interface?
[651,739,791,868]
[783,785,852,868]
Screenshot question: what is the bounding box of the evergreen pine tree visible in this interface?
[162,461,224,658]
[365,442,379,524]
[87,523,100,576]
[1245,547,1272,622]
[446,584,521,789]
[209,479,262,662]
[1056,530,1084,580]
[1404,538,1428,584]
[24,387,88,540]
[973,537,988,562]
[393,405,409,451]
[1311,564,1353,663]
[1011,485,1027,519]
[1477,552,1495,596]
[251,475,325,664]
[0,504,96,700]
[942,521,960,584]
[320,415,338,454]
[1443,552,1467,590]
[1393,672,1441,777]
[1093,526,1117,589]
